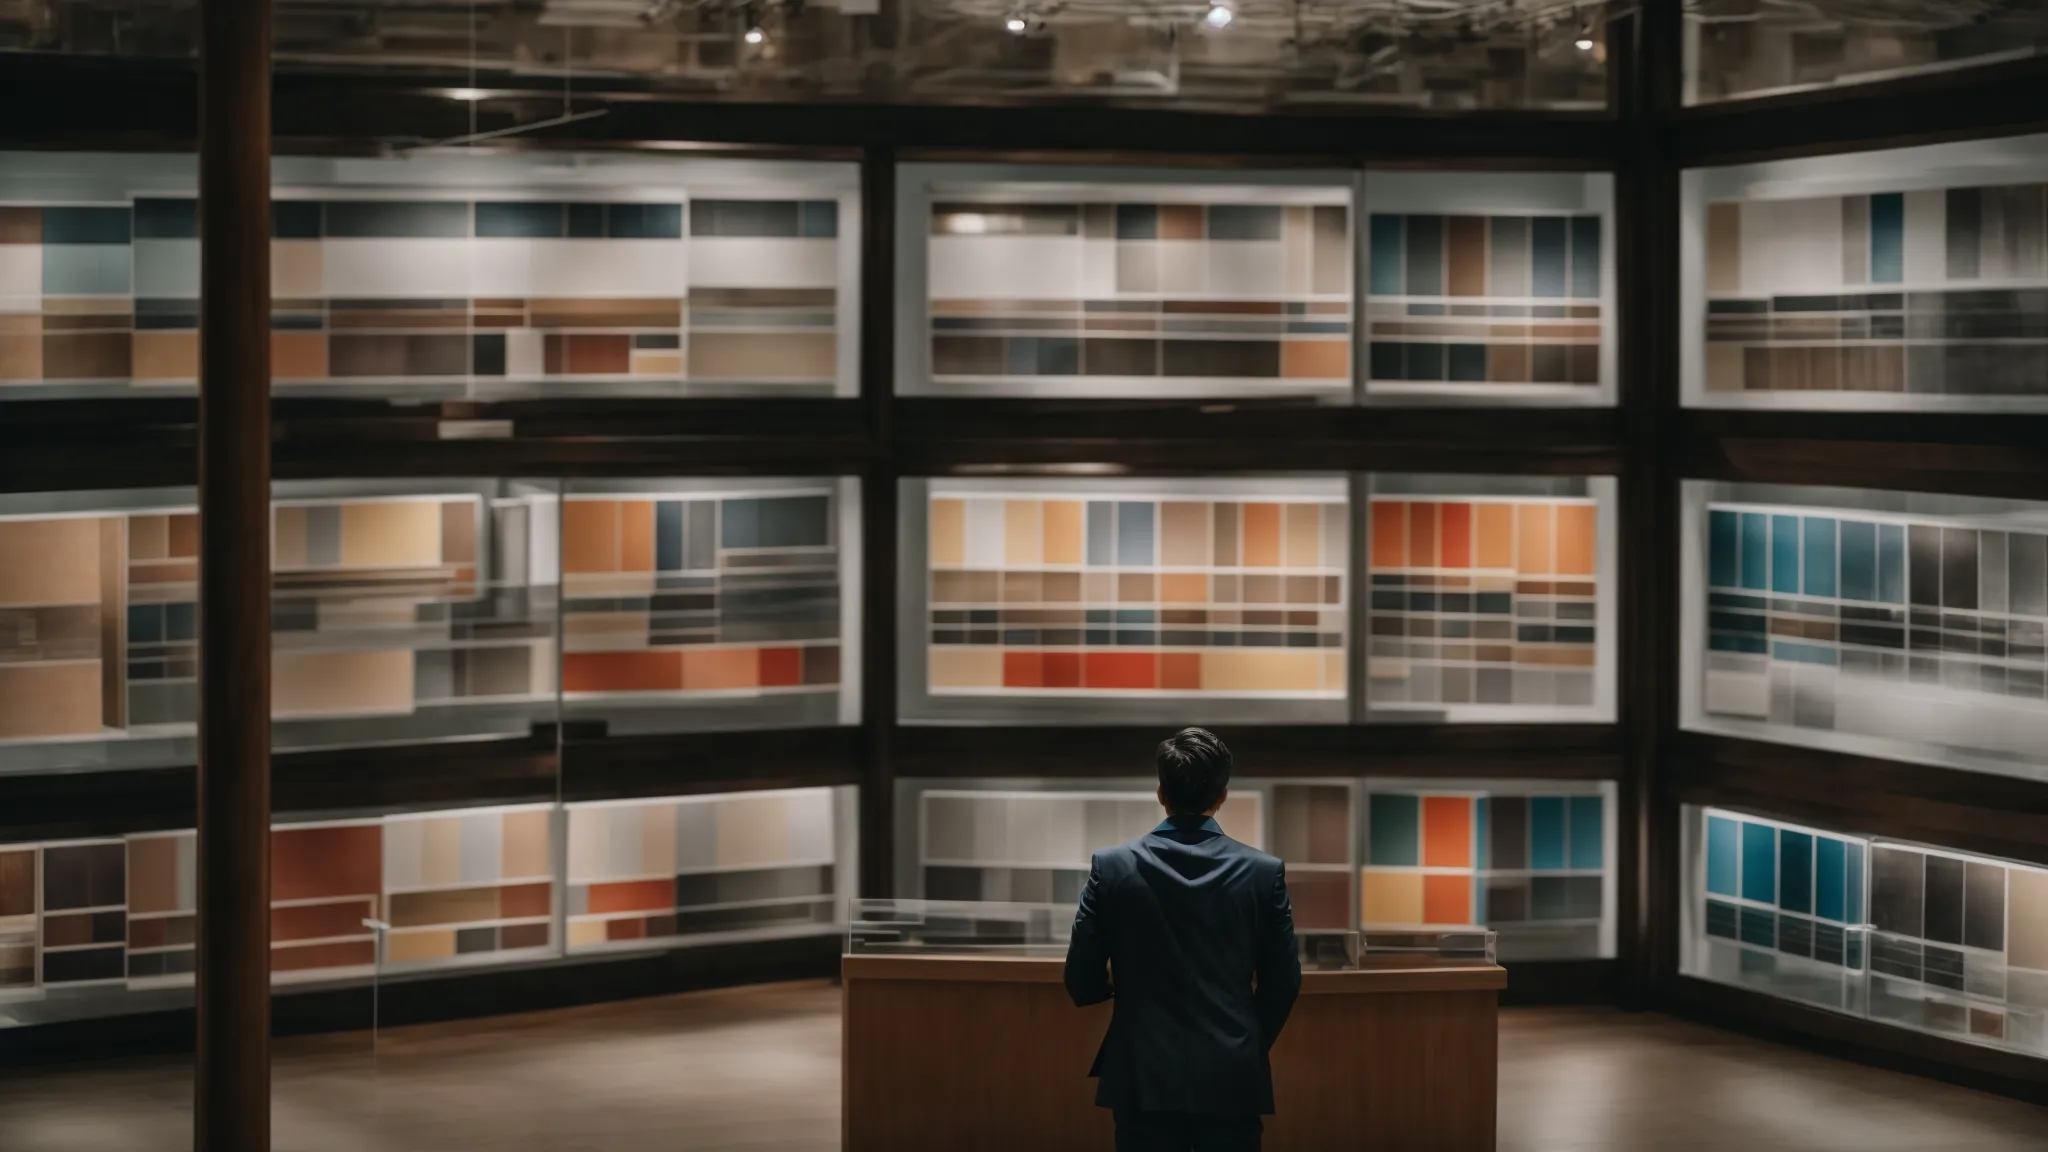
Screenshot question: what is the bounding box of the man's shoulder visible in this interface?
[1224,837,1285,871]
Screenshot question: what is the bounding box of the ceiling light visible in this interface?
[445,87,488,101]
[1005,15,1026,33]
[744,23,765,42]
[1574,32,1594,51]
[1204,3,1232,29]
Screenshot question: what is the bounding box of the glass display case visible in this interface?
[1683,481,2048,781]
[0,480,559,776]
[899,475,1349,725]
[1683,133,2048,412]
[896,164,1356,402]
[1361,779,1616,961]
[1364,474,1617,722]
[1686,4,2048,105]
[1682,805,2048,1058]
[559,477,860,736]
[1361,172,1615,406]
[564,786,857,951]
[0,150,860,400]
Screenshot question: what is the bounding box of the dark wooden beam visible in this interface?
[194,0,273,1139]
[858,145,899,900]
[1681,411,2048,500]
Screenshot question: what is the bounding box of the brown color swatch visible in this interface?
[167,512,200,559]
[0,206,41,243]
[272,899,376,943]
[1706,202,1741,294]
[0,662,102,738]
[502,810,553,879]
[340,500,442,568]
[1242,504,1281,567]
[1447,217,1487,297]
[1517,504,1554,575]
[387,929,456,963]
[440,499,477,567]
[42,333,129,380]
[272,824,382,902]
[390,887,501,929]
[274,940,376,973]
[273,649,414,718]
[530,298,682,328]
[1290,871,1353,931]
[130,332,197,381]
[0,851,34,917]
[562,500,620,574]
[126,836,187,916]
[618,500,655,573]
[1281,340,1346,380]
[1159,205,1204,241]
[0,334,43,383]
[1555,505,1596,577]
[271,332,328,380]
[928,500,964,566]
[0,517,103,606]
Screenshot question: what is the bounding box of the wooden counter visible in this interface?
[843,953,1506,1151]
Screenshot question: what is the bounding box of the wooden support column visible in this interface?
[195,0,273,1141]
[858,144,899,898]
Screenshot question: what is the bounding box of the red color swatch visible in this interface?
[1085,652,1158,690]
[759,647,804,687]
[1423,874,1473,925]
[1422,796,1474,868]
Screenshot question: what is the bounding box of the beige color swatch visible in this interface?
[386,929,457,962]
[420,817,463,888]
[1517,504,1554,575]
[128,514,169,562]
[127,835,187,916]
[0,517,103,606]
[272,648,414,718]
[271,241,324,299]
[0,661,102,738]
[930,647,1001,689]
[1705,203,1742,295]
[567,919,607,948]
[716,796,789,868]
[1161,503,1209,567]
[2009,868,2048,971]
[928,499,964,565]
[340,501,442,568]
[132,331,198,382]
[1199,650,1322,693]
[1284,504,1322,568]
[1043,501,1083,565]
[1361,871,1424,924]
[1004,500,1042,566]
[502,810,553,880]
[1555,504,1596,577]
[688,333,835,380]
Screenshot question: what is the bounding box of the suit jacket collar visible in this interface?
[1152,814,1224,837]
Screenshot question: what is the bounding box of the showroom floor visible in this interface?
[2,981,2045,1150]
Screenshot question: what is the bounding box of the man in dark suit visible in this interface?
[1063,727,1302,1152]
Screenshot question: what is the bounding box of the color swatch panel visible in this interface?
[1363,788,1608,960]
[1703,502,2048,770]
[0,491,554,758]
[1366,212,1604,391]
[925,199,1350,396]
[1694,807,2048,1056]
[39,840,126,987]
[271,822,383,978]
[926,493,1347,698]
[565,790,839,948]
[123,832,196,982]
[560,490,841,708]
[1368,498,1601,712]
[0,848,35,991]
[1704,186,2048,399]
[382,807,554,969]
[918,788,1264,908]
[0,194,844,397]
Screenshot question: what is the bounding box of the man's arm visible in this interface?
[1254,861,1302,1049]
[1063,853,1113,1007]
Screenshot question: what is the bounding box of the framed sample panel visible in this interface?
[0,151,859,400]
[896,164,1355,401]
[1682,805,2048,1058]
[0,480,559,776]
[1363,475,1618,723]
[123,830,195,986]
[380,805,555,972]
[900,476,1348,726]
[1361,780,1616,961]
[1361,172,1615,406]
[1684,482,2048,781]
[558,477,859,736]
[270,819,384,984]
[1684,134,2048,411]
[564,786,856,952]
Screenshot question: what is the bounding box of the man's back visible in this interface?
[1063,814,1302,1118]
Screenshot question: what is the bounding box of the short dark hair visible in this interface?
[1156,727,1233,815]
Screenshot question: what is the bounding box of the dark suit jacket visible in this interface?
[1063,814,1302,1116]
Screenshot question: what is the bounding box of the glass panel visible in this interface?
[1361,779,1616,961]
[1361,172,1615,407]
[898,164,1355,402]
[900,475,1349,725]
[1687,4,2048,105]
[16,1,1609,112]
[1682,804,2048,1059]
[0,150,860,402]
[269,480,559,753]
[562,787,857,952]
[560,476,859,736]
[1684,134,2048,412]
[1684,481,2048,781]
[1364,474,1617,722]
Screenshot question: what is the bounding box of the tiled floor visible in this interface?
[1,981,2044,1150]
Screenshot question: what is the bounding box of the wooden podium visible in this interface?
[843,953,1505,1151]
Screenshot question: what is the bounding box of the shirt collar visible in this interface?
[1153,814,1223,835]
